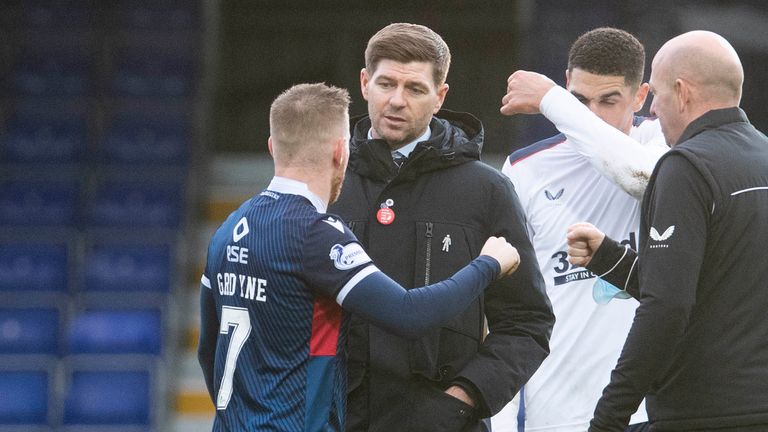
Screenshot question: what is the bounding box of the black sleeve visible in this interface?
[586,235,640,299]
[590,154,710,430]
[197,284,219,402]
[454,175,555,417]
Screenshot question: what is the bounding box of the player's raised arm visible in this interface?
[500,70,555,115]
[337,237,519,339]
[540,86,666,199]
[501,70,667,199]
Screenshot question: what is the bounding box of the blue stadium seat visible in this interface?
[0,179,80,227]
[13,51,92,97]
[63,368,152,426]
[111,50,194,99]
[83,242,170,293]
[86,180,182,228]
[66,309,162,355]
[102,113,188,166]
[0,242,69,293]
[1,111,87,164]
[0,369,50,425]
[0,307,60,355]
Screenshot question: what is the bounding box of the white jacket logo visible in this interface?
[649,225,675,241]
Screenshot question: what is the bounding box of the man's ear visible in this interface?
[267,136,274,156]
[632,83,650,112]
[433,82,449,113]
[360,68,370,101]
[675,79,688,113]
[565,69,571,88]
[332,136,345,168]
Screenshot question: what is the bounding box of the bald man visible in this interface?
[565,31,768,431]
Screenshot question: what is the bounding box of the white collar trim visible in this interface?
[266,176,327,213]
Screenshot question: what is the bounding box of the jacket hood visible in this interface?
[348,109,484,182]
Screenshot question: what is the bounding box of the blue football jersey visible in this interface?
[200,177,374,431]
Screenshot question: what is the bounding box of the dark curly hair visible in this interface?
[568,27,645,88]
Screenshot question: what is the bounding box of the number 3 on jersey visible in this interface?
[217,306,252,410]
[552,251,571,274]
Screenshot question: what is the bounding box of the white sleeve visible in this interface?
[539,86,668,200]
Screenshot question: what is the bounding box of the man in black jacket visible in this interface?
[567,31,768,431]
[329,23,554,432]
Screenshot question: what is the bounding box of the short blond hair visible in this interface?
[269,83,350,165]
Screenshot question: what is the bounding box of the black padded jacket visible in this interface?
[330,110,554,431]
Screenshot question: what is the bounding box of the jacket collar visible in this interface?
[348,110,483,182]
[368,127,431,158]
[676,107,749,145]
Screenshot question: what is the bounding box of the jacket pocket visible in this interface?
[411,221,483,382]
[408,380,478,432]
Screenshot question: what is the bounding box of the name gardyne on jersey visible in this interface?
[216,217,267,302]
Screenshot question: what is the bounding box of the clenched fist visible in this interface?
[480,236,520,278]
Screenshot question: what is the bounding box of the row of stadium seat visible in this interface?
[0,305,163,356]
[0,356,161,429]
[0,251,170,428]
[0,106,190,166]
[0,1,201,429]
[0,240,172,294]
[11,50,196,99]
[0,178,184,228]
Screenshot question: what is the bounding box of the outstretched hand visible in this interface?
[500,70,557,116]
[566,222,606,268]
[480,236,520,278]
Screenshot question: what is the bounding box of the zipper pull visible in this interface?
[424,222,434,285]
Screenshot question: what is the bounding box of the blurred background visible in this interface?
[0,1,765,431]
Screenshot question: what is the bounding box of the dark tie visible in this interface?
[393,152,407,168]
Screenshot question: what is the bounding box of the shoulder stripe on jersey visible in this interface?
[507,133,566,166]
[336,265,378,305]
[201,274,211,289]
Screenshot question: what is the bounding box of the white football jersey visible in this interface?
[493,86,667,431]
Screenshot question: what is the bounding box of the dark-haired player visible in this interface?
[495,28,668,431]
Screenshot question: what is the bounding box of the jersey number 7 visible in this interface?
[217,306,252,410]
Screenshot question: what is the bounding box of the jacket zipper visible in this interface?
[425,222,433,285]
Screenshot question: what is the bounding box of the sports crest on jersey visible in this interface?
[328,242,371,270]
